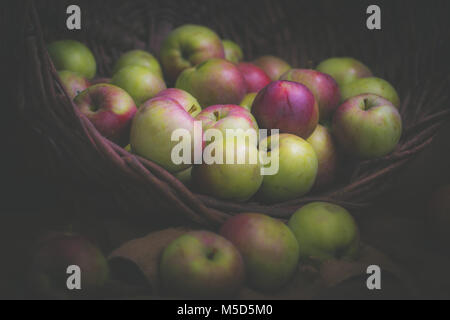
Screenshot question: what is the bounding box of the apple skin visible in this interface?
[113,49,163,78]
[111,65,166,106]
[252,55,291,81]
[239,92,257,111]
[130,96,201,173]
[258,134,318,203]
[160,231,245,299]
[428,185,450,241]
[306,124,338,190]
[251,80,319,139]
[195,104,258,140]
[280,69,341,120]
[316,57,372,88]
[74,84,137,145]
[28,232,109,299]
[340,77,400,108]
[332,94,402,158]
[160,24,225,82]
[220,213,300,292]
[176,58,246,107]
[288,202,360,262]
[58,70,90,100]
[154,88,202,116]
[191,136,263,202]
[236,62,271,93]
[48,40,96,79]
[222,39,243,64]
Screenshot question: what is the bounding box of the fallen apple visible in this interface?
[160,231,245,298]
[288,202,360,262]
[48,40,96,79]
[332,94,402,158]
[74,83,137,145]
[58,70,90,100]
[252,55,291,81]
[220,213,300,292]
[316,57,372,88]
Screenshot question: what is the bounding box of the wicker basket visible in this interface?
[17,0,450,227]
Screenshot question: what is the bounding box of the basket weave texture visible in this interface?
[18,0,450,227]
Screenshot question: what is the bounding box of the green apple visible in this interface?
[332,94,402,158]
[258,133,318,203]
[340,77,400,108]
[160,24,225,82]
[288,202,360,262]
[113,49,163,78]
[239,92,257,111]
[111,65,166,105]
[48,40,96,79]
[316,57,372,88]
[222,39,243,64]
[192,136,263,202]
[220,213,300,291]
[58,70,90,99]
[160,231,245,298]
[130,96,200,173]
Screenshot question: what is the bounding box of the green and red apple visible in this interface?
[111,65,166,105]
[252,55,291,81]
[288,202,360,262]
[316,57,372,88]
[176,58,246,107]
[340,77,400,108]
[258,133,318,203]
[220,213,300,292]
[74,83,137,145]
[160,24,225,82]
[58,70,90,99]
[154,88,202,116]
[160,231,245,298]
[113,49,163,78]
[332,94,402,158]
[48,40,97,79]
[222,39,243,64]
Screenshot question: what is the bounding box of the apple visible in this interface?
[195,104,258,141]
[130,96,201,173]
[251,80,319,139]
[428,185,450,241]
[220,213,300,291]
[154,88,202,116]
[160,24,225,82]
[58,70,90,100]
[340,77,400,108]
[280,69,340,120]
[252,55,291,81]
[332,94,402,158]
[222,39,243,64]
[160,231,245,298]
[258,133,318,203]
[236,62,271,93]
[74,83,137,145]
[176,58,246,107]
[28,232,109,299]
[111,65,166,106]
[191,135,262,202]
[288,202,360,262]
[316,57,372,88]
[239,92,257,111]
[113,49,163,78]
[47,40,96,79]
[306,124,338,189]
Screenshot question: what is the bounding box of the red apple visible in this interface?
[236,62,271,93]
[252,55,291,81]
[280,69,341,120]
[74,84,137,145]
[252,80,319,139]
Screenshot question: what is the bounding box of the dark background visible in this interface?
[1,0,450,299]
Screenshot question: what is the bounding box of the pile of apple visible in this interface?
[46,24,403,297]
